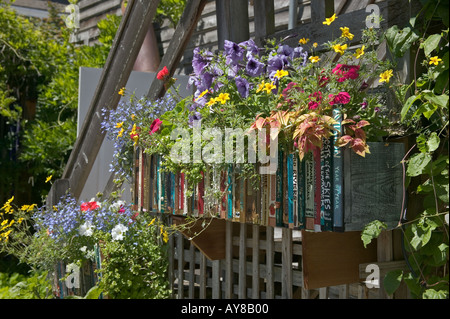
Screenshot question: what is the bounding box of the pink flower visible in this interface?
[329,92,351,105]
[308,91,322,109]
[332,64,360,82]
[157,66,169,80]
[149,118,162,135]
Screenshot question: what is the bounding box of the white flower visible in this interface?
[111,200,125,212]
[111,223,128,241]
[79,221,94,236]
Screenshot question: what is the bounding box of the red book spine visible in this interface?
[314,148,322,232]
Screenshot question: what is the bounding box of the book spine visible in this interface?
[314,149,321,232]
[321,137,333,231]
[268,172,277,227]
[287,153,294,228]
[276,150,283,227]
[332,108,344,232]
[305,152,315,230]
[293,153,299,229]
[157,155,162,213]
[283,153,289,227]
[170,172,175,214]
[298,155,305,230]
[227,165,233,220]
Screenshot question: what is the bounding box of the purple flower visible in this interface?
[267,54,288,79]
[235,76,250,98]
[192,47,213,75]
[245,56,265,77]
[189,112,202,126]
[277,45,294,57]
[224,40,244,64]
[240,39,260,57]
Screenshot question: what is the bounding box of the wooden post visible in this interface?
[252,224,260,299]
[266,226,275,299]
[225,221,233,298]
[377,230,393,299]
[216,0,249,49]
[238,223,247,298]
[188,242,196,298]
[212,260,221,299]
[199,252,207,299]
[177,232,184,299]
[281,227,293,298]
[253,0,275,45]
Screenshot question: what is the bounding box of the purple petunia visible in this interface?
[245,56,265,77]
[224,40,245,64]
[235,76,250,98]
[192,47,213,76]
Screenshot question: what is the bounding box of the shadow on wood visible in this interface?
[301,230,377,290]
[171,216,226,260]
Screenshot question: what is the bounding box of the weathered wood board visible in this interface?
[301,230,377,290]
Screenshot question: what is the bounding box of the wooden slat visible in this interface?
[253,0,275,45]
[61,0,161,199]
[281,227,293,298]
[177,232,184,299]
[238,223,247,298]
[188,242,195,298]
[225,220,233,299]
[199,252,207,298]
[146,0,208,100]
[252,224,260,299]
[265,226,275,299]
[212,260,220,298]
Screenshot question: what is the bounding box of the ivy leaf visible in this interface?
[422,289,448,299]
[401,94,421,121]
[385,25,420,57]
[426,132,440,152]
[384,269,403,296]
[361,220,387,248]
[407,152,432,177]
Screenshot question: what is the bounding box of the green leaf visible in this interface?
[401,94,420,121]
[423,34,441,57]
[423,92,449,109]
[426,132,440,152]
[361,220,387,248]
[385,25,420,57]
[422,289,448,299]
[84,285,103,299]
[407,152,432,177]
[384,269,403,296]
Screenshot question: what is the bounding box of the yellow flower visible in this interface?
[117,128,124,139]
[332,43,347,55]
[163,230,169,243]
[263,82,276,94]
[299,37,309,45]
[195,89,209,101]
[309,56,320,63]
[274,69,289,79]
[45,175,52,183]
[215,93,230,104]
[131,114,136,121]
[340,27,354,40]
[148,218,156,226]
[429,56,442,66]
[323,13,337,25]
[115,122,123,129]
[313,42,318,48]
[256,81,266,93]
[379,69,393,83]
[353,45,365,59]
[118,87,125,96]
[1,196,14,213]
[206,97,216,107]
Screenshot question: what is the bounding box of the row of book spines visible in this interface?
[136,147,343,230]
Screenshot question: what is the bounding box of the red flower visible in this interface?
[149,118,163,135]
[308,91,323,109]
[329,92,351,105]
[157,66,169,80]
[332,64,360,82]
[81,201,99,212]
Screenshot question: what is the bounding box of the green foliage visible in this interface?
[364,0,449,299]
[0,271,52,299]
[361,220,387,248]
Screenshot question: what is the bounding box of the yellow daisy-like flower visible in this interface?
[215,93,230,104]
[323,13,337,25]
[263,82,276,94]
[429,56,442,66]
[148,218,156,226]
[353,45,365,59]
[309,56,320,63]
[206,97,216,107]
[195,89,209,101]
[332,43,347,55]
[379,69,394,83]
[115,122,123,129]
[118,87,125,96]
[116,128,124,139]
[256,81,266,93]
[340,27,354,40]
[163,230,169,243]
[45,175,52,183]
[274,69,289,79]
[313,42,318,48]
[299,37,309,45]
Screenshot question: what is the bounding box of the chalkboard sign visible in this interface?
[343,142,405,231]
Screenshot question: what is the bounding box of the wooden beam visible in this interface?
[62,0,160,199]
[216,0,250,50]
[146,0,207,100]
[253,0,275,45]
